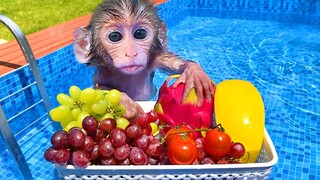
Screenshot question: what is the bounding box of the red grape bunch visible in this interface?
[45,113,246,167]
[44,111,168,167]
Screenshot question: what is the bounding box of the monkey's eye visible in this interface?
[109,32,123,42]
[133,29,147,39]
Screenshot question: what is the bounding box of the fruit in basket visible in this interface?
[161,123,246,164]
[214,80,265,163]
[149,122,159,136]
[68,128,86,148]
[76,111,90,128]
[167,133,198,165]
[45,111,247,167]
[98,138,115,158]
[72,150,91,167]
[83,136,95,153]
[100,118,117,133]
[154,75,214,139]
[164,125,194,145]
[195,138,207,162]
[49,105,72,122]
[71,108,81,120]
[51,130,69,149]
[44,147,58,163]
[110,128,127,147]
[125,123,142,139]
[91,103,107,114]
[57,93,76,108]
[45,107,169,167]
[105,89,121,105]
[63,121,79,132]
[134,111,158,128]
[129,147,148,165]
[116,117,130,130]
[79,88,97,104]
[227,142,246,159]
[82,116,99,137]
[54,148,71,165]
[203,128,232,160]
[114,144,131,161]
[69,85,81,101]
[93,128,106,143]
[145,137,163,157]
[49,86,129,131]
[134,134,151,150]
[45,84,250,167]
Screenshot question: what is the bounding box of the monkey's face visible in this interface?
[100,21,155,75]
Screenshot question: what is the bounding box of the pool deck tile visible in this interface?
[0,14,91,76]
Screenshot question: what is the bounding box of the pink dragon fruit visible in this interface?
[154,75,215,138]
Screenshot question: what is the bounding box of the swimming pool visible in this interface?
[0,0,319,179]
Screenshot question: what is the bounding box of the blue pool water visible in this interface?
[164,11,320,180]
[0,1,320,180]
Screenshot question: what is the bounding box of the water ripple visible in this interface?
[167,15,320,118]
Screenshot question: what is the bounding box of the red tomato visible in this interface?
[203,129,232,160]
[167,135,198,165]
[165,125,194,145]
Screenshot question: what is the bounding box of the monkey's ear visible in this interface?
[73,27,92,64]
[158,21,168,49]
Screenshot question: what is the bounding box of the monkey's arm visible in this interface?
[153,52,185,73]
[154,51,215,106]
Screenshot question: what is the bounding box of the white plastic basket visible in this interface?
[54,101,278,180]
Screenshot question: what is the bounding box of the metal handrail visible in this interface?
[0,15,51,111]
[0,14,53,180]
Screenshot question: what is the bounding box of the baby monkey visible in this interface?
[73,0,214,119]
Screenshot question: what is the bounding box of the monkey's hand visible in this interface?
[120,92,145,120]
[172,61,215,106]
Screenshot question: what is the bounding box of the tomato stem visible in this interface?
[161,123,226,143]
[213,123,225,132]
[162,126,209,143]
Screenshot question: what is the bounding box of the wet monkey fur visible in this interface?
[73,0,214,119]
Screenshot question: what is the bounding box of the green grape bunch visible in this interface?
[49,85,127,131]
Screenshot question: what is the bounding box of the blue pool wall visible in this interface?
[0,0,319,179]
[186,0,320,14]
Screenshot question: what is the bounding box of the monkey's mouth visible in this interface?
[121,65,142,72]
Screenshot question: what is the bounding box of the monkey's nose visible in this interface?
[125,51,138,57]
[124,37,138,57]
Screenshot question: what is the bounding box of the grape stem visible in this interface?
[74,101,83,109]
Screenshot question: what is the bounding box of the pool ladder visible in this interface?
[0,15,52,180]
